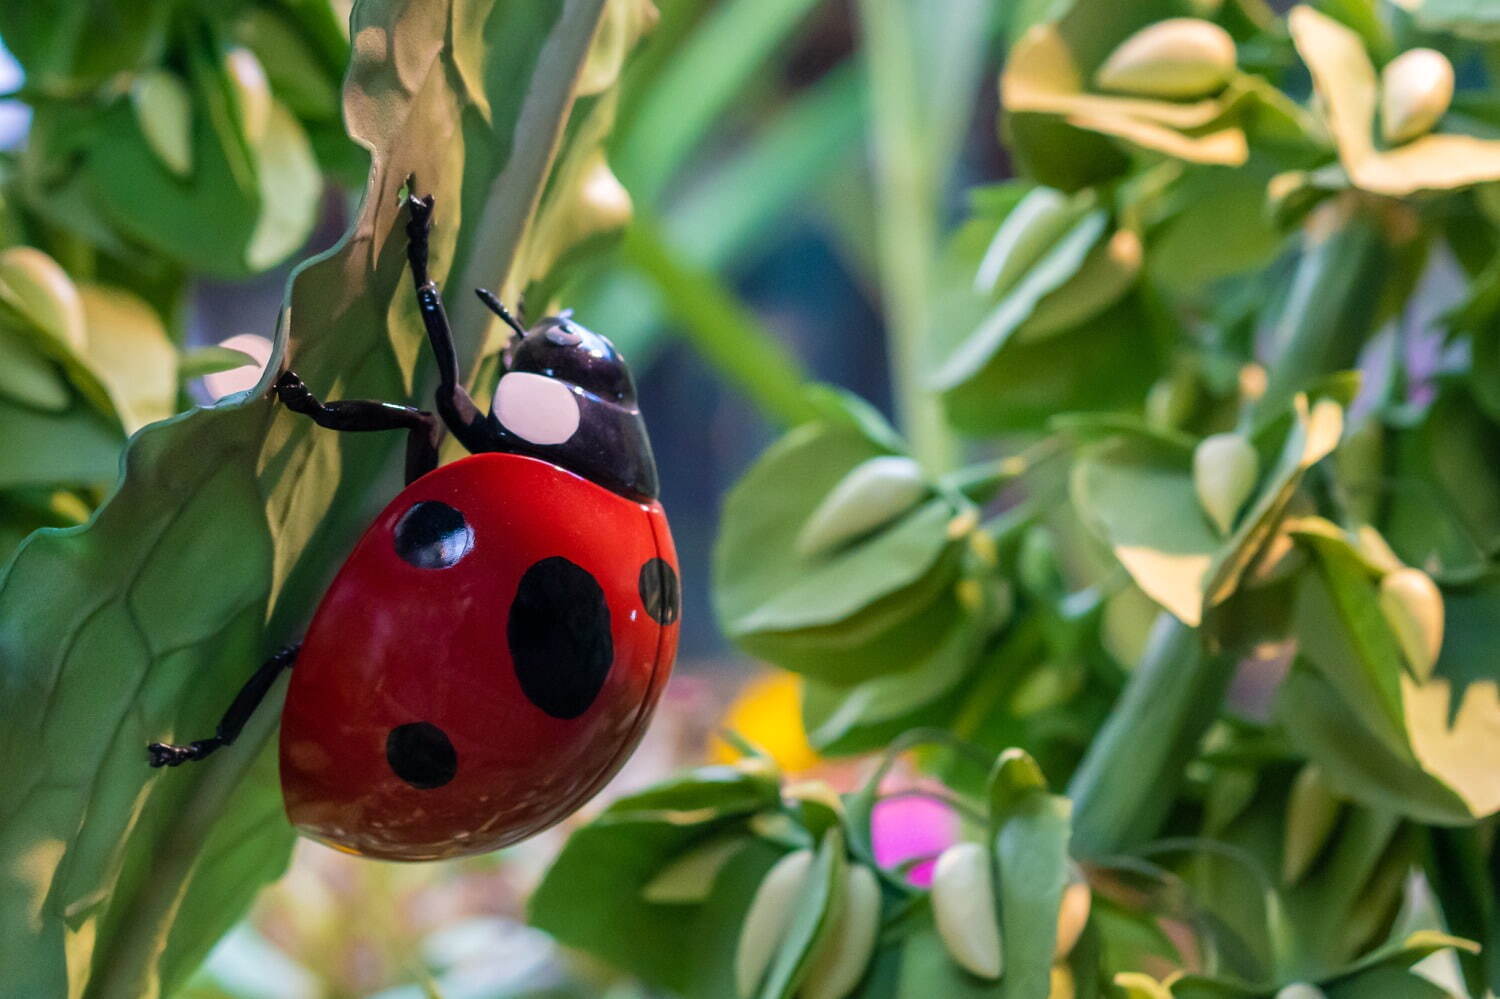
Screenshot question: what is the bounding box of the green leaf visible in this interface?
[78,93,321,277]
[993,785,1073,999]
[613,0,826,203]
[1070,434,1217,627]
[579,61,864,363]
[177,346,259,381]
[1283,530,1500,823]
[0,0,171,90]
[0,0,640,994]
[531,763,783,993]
[714,411,971,683]
[802,617,981,753]
[0,396,123,488]
[932,210,1110,390]
[1146,166,1286,293]
[1384,386,1500,575]
[76,284,177,434]
[941,294,1161,434]
[0,325,72,412]
[893,917,1008,998]
[758,828,846,999]
[1072,395,1342,627]
[1000,16,1251,171]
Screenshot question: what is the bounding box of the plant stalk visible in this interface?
[624,221,817,428]
[1260,200,1390,416]
[1067,613,1233,857]
[854,0,964,474]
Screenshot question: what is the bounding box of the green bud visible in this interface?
[1379,567,1445,682]
[795,456,927,558]
[131,69,194,177]
[1275,985,1328,999]
[1381,48,1453,145]
[224,47,272,145]
[975,186,1073,297]
[1193,432,1259,535]
[1347,524,1404,577]
[1283,763,1341,885]
[1145,368,1200,431]
[802,864,881,999]
[932,842,1003,980]
[0,246,87,352]
[735,848,814,998]
[1095,18,1237,99]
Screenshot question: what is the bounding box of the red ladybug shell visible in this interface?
[278,451,679,860]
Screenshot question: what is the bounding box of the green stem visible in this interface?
[1260,204,1389,416]
[854,0,959,475]
[624,220,817,428]
[1067,613,1232,857]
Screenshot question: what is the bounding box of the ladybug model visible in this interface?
[147,187,680,861]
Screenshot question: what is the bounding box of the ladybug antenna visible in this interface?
[475,288,526,339]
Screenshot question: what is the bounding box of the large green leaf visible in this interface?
[0,1,637,995]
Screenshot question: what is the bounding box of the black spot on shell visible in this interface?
[394,501,473,569]
[386,722,457,789]
[507,556,612,719]
[638,558,680,625]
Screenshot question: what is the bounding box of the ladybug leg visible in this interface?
[403,184,506,456]
[275,370,440,484]
[147,644,299,768]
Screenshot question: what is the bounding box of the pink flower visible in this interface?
[870,793,960,887]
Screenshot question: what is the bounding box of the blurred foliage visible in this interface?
[543,0,1500,997]
[8,0,1500,997]
[0,0,352,564]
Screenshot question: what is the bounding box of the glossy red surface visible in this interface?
[278,452,678,860]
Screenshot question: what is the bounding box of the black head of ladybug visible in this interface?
[507,313,637,405]
[478,296,659,502]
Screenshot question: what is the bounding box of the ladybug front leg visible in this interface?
[274,371,440,484]
[147,644,299,767]
[403,183,506,457]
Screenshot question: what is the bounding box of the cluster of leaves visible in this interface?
[0,0,354,560]
[535,739,1078,999]
[539,0,1500,996]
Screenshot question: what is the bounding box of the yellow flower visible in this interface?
[714,672,821,773]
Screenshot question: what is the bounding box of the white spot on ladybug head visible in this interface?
[496,371,581,445]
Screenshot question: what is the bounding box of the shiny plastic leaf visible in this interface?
[0,1,636,995]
